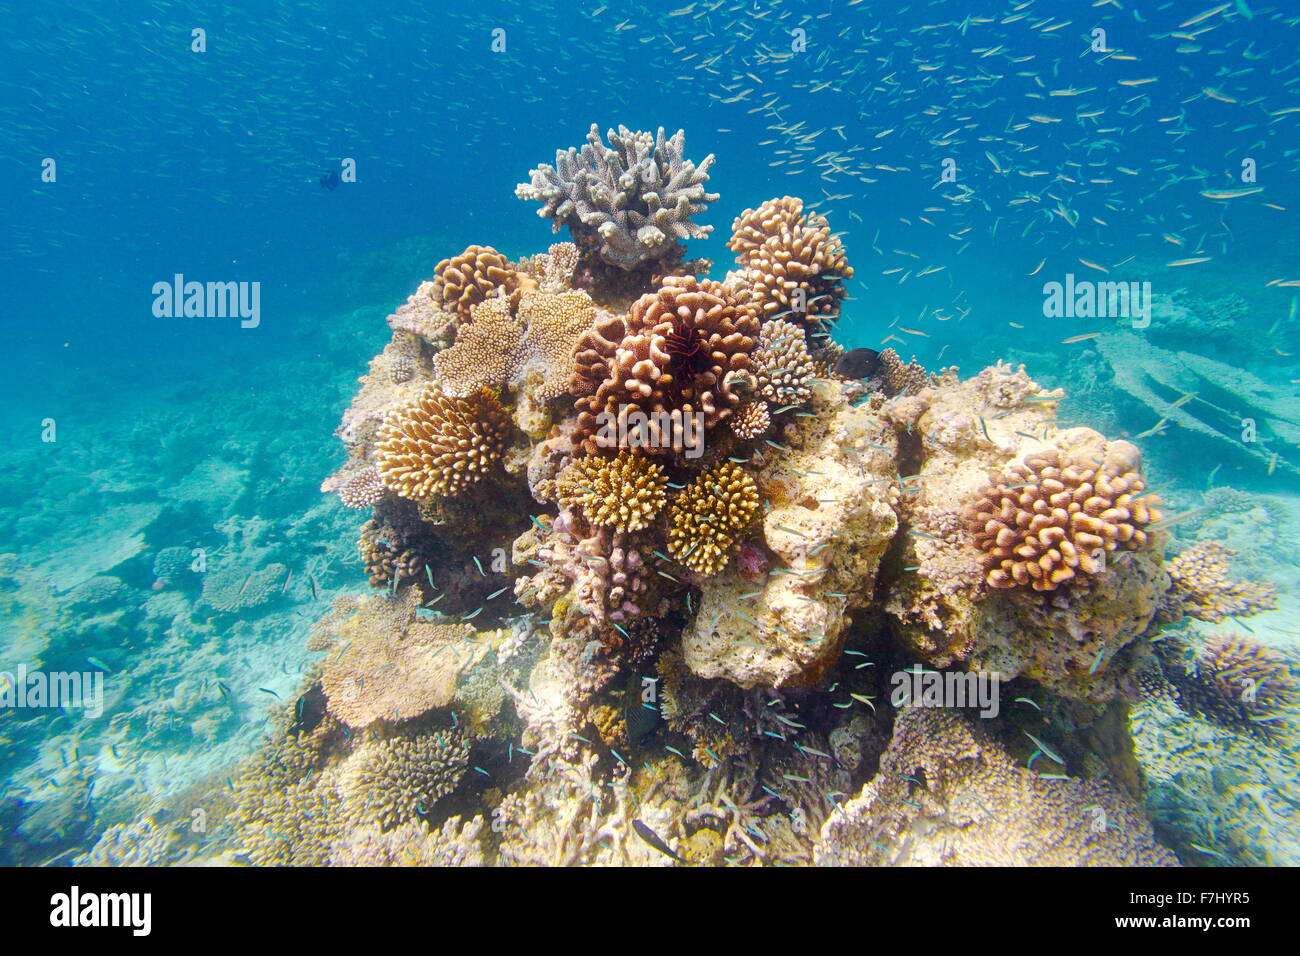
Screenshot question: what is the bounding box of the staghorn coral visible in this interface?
[570,275,758,456]
[337,465,387,509]
[516,124,717,271]
[431,244,519,320]
[1165,540,1278,622]
[556,451,668,532]
[376,386,510,499]
[1161,632,1297,742]
[667,461,760,576]
[727,196,853,330]
[963,444,1162,592]
[339,729,470,831]
[430,296,525,398]
[752,318,816,405]
[815,708,1177,866]
[730,401,770,441]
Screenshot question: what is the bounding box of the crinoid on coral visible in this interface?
[752,318,815,406]
[375,386,510,499]
[963,443,1162,592]
[667,461,761,576]
[1165,540,1278,622]
[1159,632,1297,742]
[430,244,519,320]
[516,124,717,272]
[430,296,526,398]
[726,196,853,331]
[556,451,668,532]
[339,728,470,831]
[570,275,759,456]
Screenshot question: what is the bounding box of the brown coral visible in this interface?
[375,386,510,499]
[431,244,519,320]
[963,443,1162,591]
[570,275,759,456]
[728,197,853,331]
[556,452,668,532]
[340,730,470,830]
[878,348,932,397]
[667,461,761,576]
[1166,540,1278,622]
[753,318,815,405]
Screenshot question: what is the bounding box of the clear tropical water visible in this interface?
[1,0,1297,867]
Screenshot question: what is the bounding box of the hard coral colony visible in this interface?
[193,124,1294,870]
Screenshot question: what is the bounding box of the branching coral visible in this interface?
[431,244,519,320]
[727,196,853,330]
[963,443,1162,591]
[753,318,815,405]
[570,275,758,455]
[878,348,933,397]
[1159,632,1297,742]
[376,386,510,499]
[556,452,668,532]
[1166,541,1278,622]
[340,729,470,830]
[337,465,386,509]
[516,124,718,270]
[730,401,770,440]
[667,461,760,576]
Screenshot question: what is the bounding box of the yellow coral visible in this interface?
[430,296,525,397]
[519,289,597,400]
[1167,540,1278,622]
[557,452,668,532]
[963,443,1162,591]
[376,386,509,499]
[667,461,761,575]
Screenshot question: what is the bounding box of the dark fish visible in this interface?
[633,819,683,863]
[292,682,327,735]
[319,170,339,191]
[835,348,881,380]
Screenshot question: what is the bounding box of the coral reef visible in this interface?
[752,319,816,406]
[1157,631,1297,742]
[556,452,668,532]
[666,461,761,576]
[516,124,717,271]
[430,244,519,321]
[339,729,469,830]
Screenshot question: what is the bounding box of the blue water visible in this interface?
[1,0,1297,866]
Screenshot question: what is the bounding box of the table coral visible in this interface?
[375,385,510,499]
